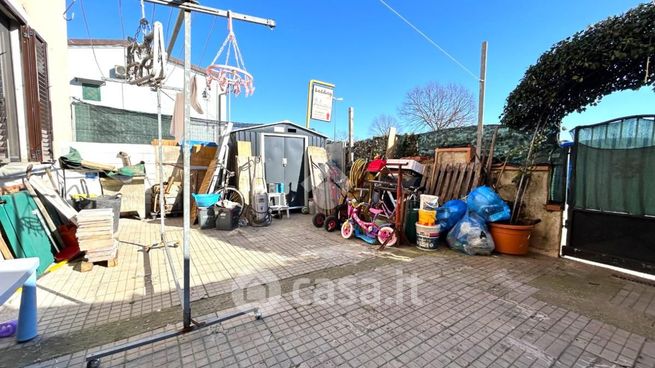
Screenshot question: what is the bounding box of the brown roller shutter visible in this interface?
[21,25,53,162]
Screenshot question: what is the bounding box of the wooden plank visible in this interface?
[237,141,252,156]
[428,163,439,195]
[420,163,432,189]
[23,178,63,253]
[0,235,13,260]
[29,176,78,224]
[440,165,453,201]
[191,123,233,224]
[434,164,447,196]
[484,126,499,185]
[460,163,475,197]
[471,162,482,190]
[451,163,467,200]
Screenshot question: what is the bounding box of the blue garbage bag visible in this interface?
[467,186,510,223]
[446,212,495,255]
[436,199,467,232]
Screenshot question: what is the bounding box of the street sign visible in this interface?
[310,84,334,122]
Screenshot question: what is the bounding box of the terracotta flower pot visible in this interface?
[489,222,535,255]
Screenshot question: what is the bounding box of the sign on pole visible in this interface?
[310,84,334,122]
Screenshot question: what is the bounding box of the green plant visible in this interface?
[501,2,655,224]
[502,3,655,136]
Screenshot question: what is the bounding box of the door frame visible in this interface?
[259,133,308,209]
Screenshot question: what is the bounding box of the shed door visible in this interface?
[264,135,306,208]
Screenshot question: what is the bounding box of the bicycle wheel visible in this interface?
[216,186,245,217]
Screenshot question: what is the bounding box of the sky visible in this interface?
[67,0,655,140]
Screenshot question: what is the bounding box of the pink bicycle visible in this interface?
[340,199,397,247]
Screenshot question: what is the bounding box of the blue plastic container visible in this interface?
[192,193,220,208]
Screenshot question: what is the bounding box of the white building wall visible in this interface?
[68,45,225,121]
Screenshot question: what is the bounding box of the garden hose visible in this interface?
[244,205,272,227]
[349,159,367,188]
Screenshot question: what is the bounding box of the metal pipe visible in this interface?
[86,307,260,363]
[166,10,184,55]
[348,107,354,164]
[157,88,183,306]
[145,0,276,28]
[182,8,192,329]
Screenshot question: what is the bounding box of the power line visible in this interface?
[78,0,106,79]
[378,0,480,81]
[117,0,125,39]
[165,6,173,36]
[200,15,218,64]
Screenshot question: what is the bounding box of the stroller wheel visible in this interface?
[324,216,339,232]
[312,213,326,228]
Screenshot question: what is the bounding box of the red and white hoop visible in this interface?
[205,11,255,96]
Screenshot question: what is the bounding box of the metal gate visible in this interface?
[563,115,655,274]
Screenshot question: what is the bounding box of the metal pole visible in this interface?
[145,0,276,28]
[475,41,488,164]
[156,88,183,305]
[167,10,184,55]
[305,80,313,128]
[348,107,354,165]
[182,8,192,329]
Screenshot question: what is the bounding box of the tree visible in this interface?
[501,3,655,135]
[399,82,476,132]
[369,114,399,137]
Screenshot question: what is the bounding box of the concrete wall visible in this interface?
[493,165,563,257]
[68,45,225,122]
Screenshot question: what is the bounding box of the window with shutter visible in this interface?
[0,14,18,162]
[21,25,53,162]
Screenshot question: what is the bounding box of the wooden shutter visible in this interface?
[21,25,53,162]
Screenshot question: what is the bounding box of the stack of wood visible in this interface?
[76,209,117,269]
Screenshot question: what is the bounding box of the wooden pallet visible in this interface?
[79,249,118,272]
[423,162,481,203]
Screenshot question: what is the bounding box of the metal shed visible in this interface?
[231,121,328,209]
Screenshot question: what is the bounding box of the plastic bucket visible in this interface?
[418,209,436,226]
[415,222,440,237]
[197,206,216,230]
[416,235,439,250]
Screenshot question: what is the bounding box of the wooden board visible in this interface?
[0,191,54,275]
[0,235,13,260]
[191,123,233,224]
[77,209,115,255]
[237,141,252,157]
[29,176,78,224]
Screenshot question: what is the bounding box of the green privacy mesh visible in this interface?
[74,102,174,144]
[573,116,655,216]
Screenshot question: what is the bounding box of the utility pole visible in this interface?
[348,107,354,165]
[475,41,487,164]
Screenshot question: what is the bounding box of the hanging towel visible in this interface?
[170,92,184,143]
[191,75,204,114]
[170,77,204,143]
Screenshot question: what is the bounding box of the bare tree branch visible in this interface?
[369,114,400,137]
[399,82,476,132]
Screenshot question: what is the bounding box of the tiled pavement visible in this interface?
[1,215,655,367]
